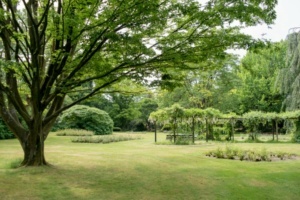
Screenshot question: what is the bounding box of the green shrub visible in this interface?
[215,147,225,158]
[57,105,114,135]
[55,129,94,136]
[161,123,172,131]
[0,118,14,140]
[113,127,122,132]
[198,134,205,140]
[174,137,191,145]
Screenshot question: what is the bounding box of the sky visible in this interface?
[243,0,300,42]
[235,0,300,57]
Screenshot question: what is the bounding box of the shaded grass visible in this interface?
[0,132,300,200]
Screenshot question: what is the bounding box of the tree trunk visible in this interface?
[231,120,235,141]
[192,118,195,144]
[272,120,275,141]
[205,118,208,142]
[154,121,157,143]
[20,132,47,166]
[275,120,278,142]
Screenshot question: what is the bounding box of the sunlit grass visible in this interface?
[0,132,300,200]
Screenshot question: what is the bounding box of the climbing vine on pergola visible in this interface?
[150,104,300,143]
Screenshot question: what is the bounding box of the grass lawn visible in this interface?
[0,132,300,200]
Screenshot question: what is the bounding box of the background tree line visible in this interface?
[1,35,299,138]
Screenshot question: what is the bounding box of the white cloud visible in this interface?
[243,0,300,42]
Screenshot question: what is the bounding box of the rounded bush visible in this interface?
[59,105,114,135]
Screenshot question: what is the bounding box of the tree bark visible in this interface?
[20,132,47,166]
[205,118,208,142]
[275,120,278,142]
[192,117,195,144]
[231,120,235,141]
[154,121,157,143]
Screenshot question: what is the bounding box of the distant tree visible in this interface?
[137,98,158,131]
[236,42,286,113]
[277,31,300,111]
[0,0,277,166]
[157,56,240,111]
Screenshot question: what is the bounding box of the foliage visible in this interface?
[156,41,287,115]
[150,105,224,141]
[0,118,14,140]
[55,129,94,136]
[105,94,141,131]
[9,158,23,169]
[236,42,286,113]
[113,127,122,132]
[58,105,113,135]
[203,107,222,140]
[291,120,300,143]
[277,31,300,111]
[151,105,300,143]
[243,111,268,129]
[174,137,193,145]
[243,111,274,140]
[137,98,158,131]
[206,146,297,162]
[156,57,240,111]
[72,135,142,144]
[184,108,205,119]
[0,0,278,165]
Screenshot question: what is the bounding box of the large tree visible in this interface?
[0,0,277,166]
[236,41,286,113]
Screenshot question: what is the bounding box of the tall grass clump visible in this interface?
[9,158,23,169]
[55,129,94,136]
[72,134,142,144]
[174,138,193,145]
[206,146,298,162]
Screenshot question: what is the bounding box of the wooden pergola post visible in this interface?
[275,118,279,141]
[231,118,235,141]
[192,117,195,144]
[205,118,208,142]
[154,121,157,143]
